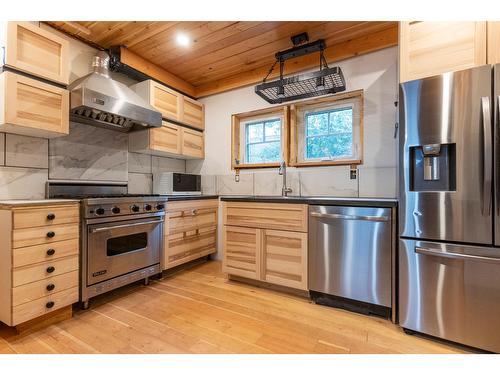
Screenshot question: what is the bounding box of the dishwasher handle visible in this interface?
[310,212,389,222]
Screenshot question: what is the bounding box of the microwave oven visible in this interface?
[153,173,202,195]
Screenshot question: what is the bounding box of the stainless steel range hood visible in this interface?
[69,51,162,132]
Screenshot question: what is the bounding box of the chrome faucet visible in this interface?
[278,160,293,197]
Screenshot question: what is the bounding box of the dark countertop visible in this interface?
[220,195,398,207]
[163,195,219,201]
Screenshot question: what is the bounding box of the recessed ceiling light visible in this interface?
[176,33,190,47]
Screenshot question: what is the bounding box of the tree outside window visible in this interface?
[245,119,282,163]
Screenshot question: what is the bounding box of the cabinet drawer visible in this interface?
[164,226,216,269]
[0,71,69,138]
[181,127,204,159]
[4,22,70,85]
[12,238,79,268]
[223,202,308,232]
[223,225,261,280]
[12,287,78,325]
[150,122,181,154]
[13,255,78,287]
[168,207,217,235]
[13,205,79,229]
[12,270,78,307]
[262,230,308,291]
[181,96,204,130]
[12,223,79,248]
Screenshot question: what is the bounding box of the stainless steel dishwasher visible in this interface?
[309,205,395,320]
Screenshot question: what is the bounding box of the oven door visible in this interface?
[86,217,162,286]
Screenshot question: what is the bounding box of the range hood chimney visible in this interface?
[68,51,162,132]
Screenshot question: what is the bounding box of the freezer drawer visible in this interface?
[309,205,392,307]
[399,238,500,352]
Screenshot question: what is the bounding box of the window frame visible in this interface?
[231,106,289,170]
[290,89,364,167]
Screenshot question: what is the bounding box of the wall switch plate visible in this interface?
[350,166,357,180]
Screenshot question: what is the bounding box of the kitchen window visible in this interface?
[231,106,289,169]
[291,90,363,166]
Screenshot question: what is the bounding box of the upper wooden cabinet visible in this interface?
[0,71,69,138]
[487,22,500,64]
[399,21,487,82]
[129,120,204,159]
[131,79,205,130]
[1,22,70,85]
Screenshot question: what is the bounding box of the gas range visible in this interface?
[46,182,167,309]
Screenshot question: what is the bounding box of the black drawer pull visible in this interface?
[47,213,56,220]
[46,266,55,274]
[46,301,55,309]
[46,284,55,291]
[46,231,55,238]
[46,248,56,256]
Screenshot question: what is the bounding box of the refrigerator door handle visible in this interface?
[415,246,500,264]
[482,96,493,216]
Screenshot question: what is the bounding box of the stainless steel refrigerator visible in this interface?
[399,64,500,352]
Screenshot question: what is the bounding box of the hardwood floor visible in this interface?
[0,260,472,354]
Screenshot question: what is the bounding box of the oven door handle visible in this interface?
[89,220,161,233]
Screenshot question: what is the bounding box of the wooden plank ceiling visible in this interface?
[45,21,398,98]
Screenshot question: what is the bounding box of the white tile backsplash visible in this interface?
[253,171,300,196]
[201,175,217,195]
[0,167,47,199]
[128,173,152,194]
[6,134,48,168]
[152,156,186,174]
[299,167,358,197]
[358,167,397,198]
[128,152,152,174]
[217,173,254,195]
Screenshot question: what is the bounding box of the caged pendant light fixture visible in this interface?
[255,33,346,104]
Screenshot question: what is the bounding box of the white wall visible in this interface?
[187,46,399,198]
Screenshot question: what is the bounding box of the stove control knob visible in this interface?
[131,205,140,213]
[95,207,105,215]
[156,203,165,211]
[111,206,121,214]
[144,204,152,211]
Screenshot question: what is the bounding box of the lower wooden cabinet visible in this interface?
[223,225,308,291]
[0,202,79,327]
[0,71,69,138]
[129,120,204,159]
[163,199,218,270]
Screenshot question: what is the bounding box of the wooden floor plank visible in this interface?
[0,261,471,354]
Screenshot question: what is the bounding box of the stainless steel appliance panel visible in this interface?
[399,238,500,352]
[399,65,493,244]
[87,217,162,285]
[309,205,392,307]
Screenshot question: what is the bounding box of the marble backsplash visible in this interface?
[0,123,186,199]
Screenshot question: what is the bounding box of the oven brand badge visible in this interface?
[93,270,107,277]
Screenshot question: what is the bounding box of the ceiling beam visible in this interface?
[194,24,398,98]
[118,46,196,97]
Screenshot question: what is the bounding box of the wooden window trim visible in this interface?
[290,89,364,168]
[231,106,289,170]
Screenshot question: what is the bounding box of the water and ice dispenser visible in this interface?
[409,143,456,191]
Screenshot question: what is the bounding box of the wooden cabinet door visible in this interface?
[181,127,204,159]
[0,71,69,138]
[164,227,217,270]
[399,21,486,82]
[487,22,500,64]
[262,229,308,290]
[150,81,181,120]
[181,96,205,130]
[4,22,69,85]
[223,226,261,280]
[150,121,181,155]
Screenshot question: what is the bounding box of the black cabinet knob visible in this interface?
[47,213,56,220]
[46,266,55,274]
[46,301,55,309]
[46,248,56,256]
[46,284,55,291]
[46,231,55,238]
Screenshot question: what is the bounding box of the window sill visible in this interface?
[290,159,362,167]
[232,162,281,170]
